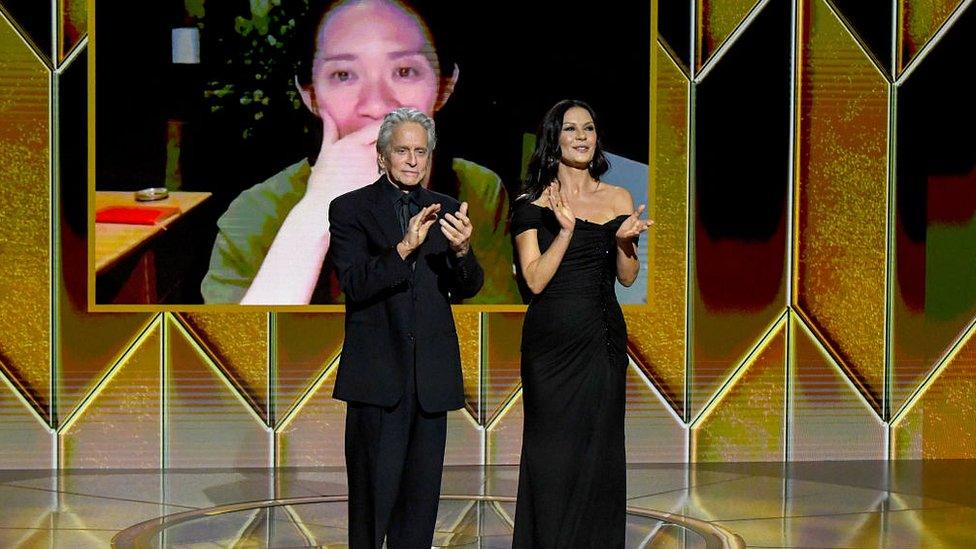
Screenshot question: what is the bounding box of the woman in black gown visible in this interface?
[510,99,652,547]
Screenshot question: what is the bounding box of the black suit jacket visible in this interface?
[328,176,484,413]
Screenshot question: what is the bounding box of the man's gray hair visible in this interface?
[376,107,437,161]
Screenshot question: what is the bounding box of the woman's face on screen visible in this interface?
[309,0,442,138]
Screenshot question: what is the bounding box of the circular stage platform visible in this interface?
[112,495,744,548]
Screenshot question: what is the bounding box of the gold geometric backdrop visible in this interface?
[0,0,974,469]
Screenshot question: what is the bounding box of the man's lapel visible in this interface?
[366,176,403,248]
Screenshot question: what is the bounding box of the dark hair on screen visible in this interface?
[518,99,610,204]
[293,0,456,87]
[291,0,458,175]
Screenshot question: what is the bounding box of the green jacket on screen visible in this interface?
[201,158,519,304]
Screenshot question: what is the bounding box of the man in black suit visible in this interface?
[328,107,483,548]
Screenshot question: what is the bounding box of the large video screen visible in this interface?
[92,0,651,307]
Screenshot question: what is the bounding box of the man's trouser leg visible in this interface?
[345,376,447,548]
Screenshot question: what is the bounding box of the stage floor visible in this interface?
[1,461,974,547]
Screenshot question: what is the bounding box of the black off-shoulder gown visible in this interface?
[511,203,630,548]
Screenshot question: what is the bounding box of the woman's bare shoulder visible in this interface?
[596,182,634,214]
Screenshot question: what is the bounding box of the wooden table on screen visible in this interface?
[95,191,212,304]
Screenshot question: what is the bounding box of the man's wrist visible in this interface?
[453,242,470,258]
[397,239,415,260]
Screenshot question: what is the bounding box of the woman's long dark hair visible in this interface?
[519,99,610,203]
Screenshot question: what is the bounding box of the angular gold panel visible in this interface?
[54,33,149,423]
[60,320,161,469]
[625,42,689,415]
[453,311,481,422]
[697,0,763,70]
[178,312,269,421]
[795,0,888,412]
[276,356,483,467]
[891,322,976,459]
[274,312,344,422]
[692,320,785,462]
[690,0,791,422]
[275,361,344,467]
[0,13,52,417]
[484,313,523,425]
[829,0,895,75]
[891,2,976,419]
[691,303,786,424]
[0,370,53,469]
[445,409,483,466]
[58,0,86,62]
[789,314,885,461]
[57,311,153,423]
[486,390,522,466]
[58,222,153,419]
[625,362,687,463]
[898,0,966,72]
[0,0,53,63]
[165,315,271,468]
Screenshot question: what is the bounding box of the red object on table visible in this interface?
[96,206,181,225]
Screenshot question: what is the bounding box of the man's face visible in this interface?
[310,0,441,138]
[380,121,430,188]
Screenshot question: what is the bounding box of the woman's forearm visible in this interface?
[521,229,573,294]
[615,237,640,287]
[241,195,332,305]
